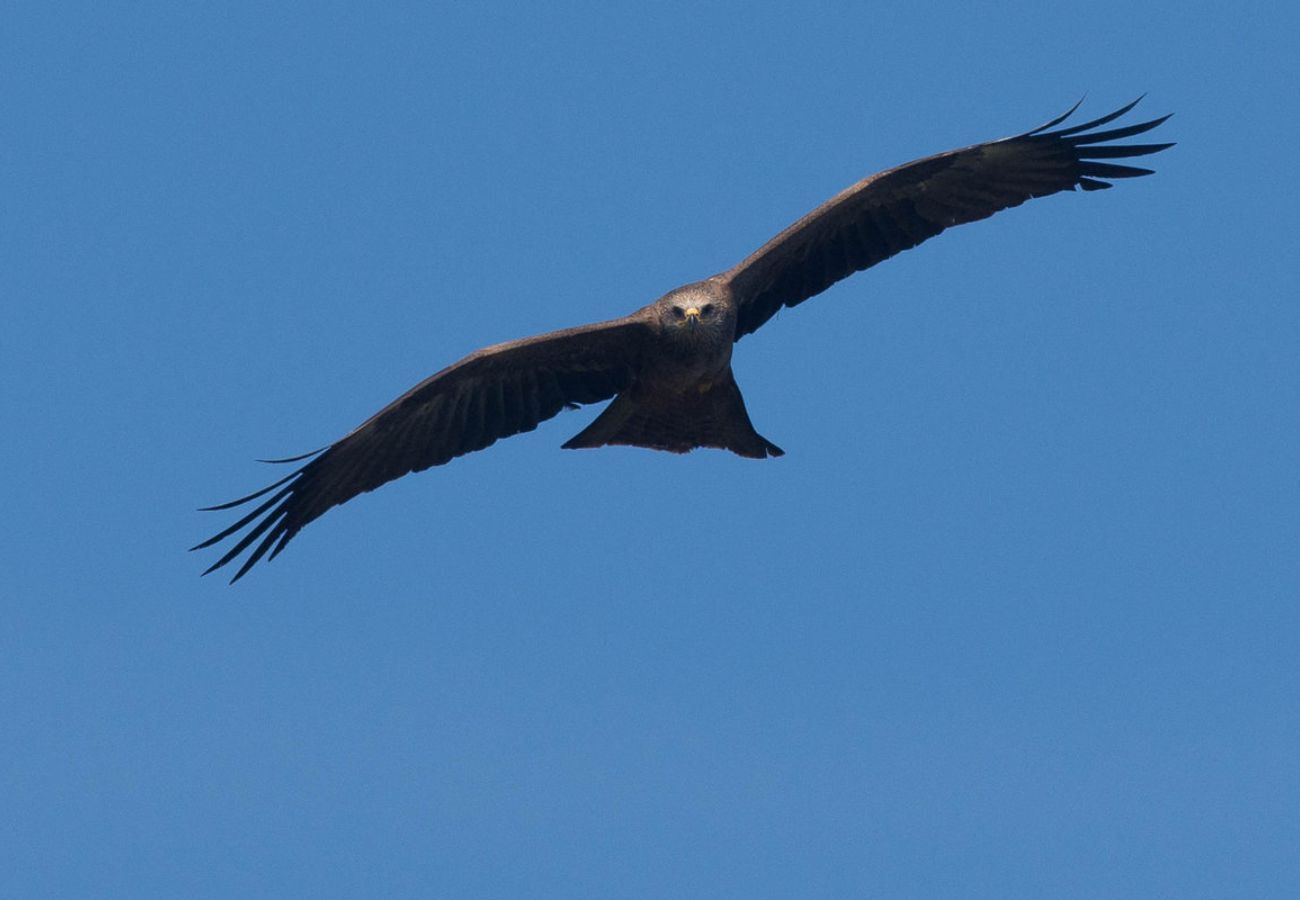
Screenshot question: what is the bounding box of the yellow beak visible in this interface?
[684,307,700,323]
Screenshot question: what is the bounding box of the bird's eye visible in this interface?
[672,307,684,318]
[701,304,714,316]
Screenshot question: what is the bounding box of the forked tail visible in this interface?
[562,370,783,459]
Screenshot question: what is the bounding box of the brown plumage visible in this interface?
[194,98,1172,581]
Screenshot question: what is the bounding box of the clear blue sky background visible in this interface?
[4,2,1297,897]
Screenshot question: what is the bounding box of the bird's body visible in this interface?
[561,280,782,459]
[626,282,737,398]
[195,98,1173,581]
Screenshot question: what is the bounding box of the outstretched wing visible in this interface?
[193,315,652,582]
[722,98,1173,340]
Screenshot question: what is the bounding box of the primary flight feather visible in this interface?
[195,98,1173,582]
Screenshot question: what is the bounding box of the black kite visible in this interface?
[195,98,1172,581]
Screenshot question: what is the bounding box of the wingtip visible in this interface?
[256,445,328,465]
[1028,97,1085,135]
[1119,94,1146,116]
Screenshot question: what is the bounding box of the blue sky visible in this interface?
[4,2,1298,896]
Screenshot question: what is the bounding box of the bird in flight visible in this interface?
[195,98,1172,582]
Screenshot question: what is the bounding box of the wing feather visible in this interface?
[722,99,1173,339]
[193,315,652,581]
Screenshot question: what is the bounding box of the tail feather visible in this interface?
[563,371,783,459]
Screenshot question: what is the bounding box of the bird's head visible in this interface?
[656,281,732,342]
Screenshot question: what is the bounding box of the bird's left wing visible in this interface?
[721,98,1173,340]
[193,315,653,582]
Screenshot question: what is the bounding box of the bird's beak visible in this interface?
[684,307,700,325]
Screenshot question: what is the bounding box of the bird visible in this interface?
[194,97,1172,582]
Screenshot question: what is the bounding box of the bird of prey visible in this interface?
[195,98,1172,582]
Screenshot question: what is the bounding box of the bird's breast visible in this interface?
[640,326,732,394]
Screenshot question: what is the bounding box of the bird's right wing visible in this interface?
[193,314,654,582]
